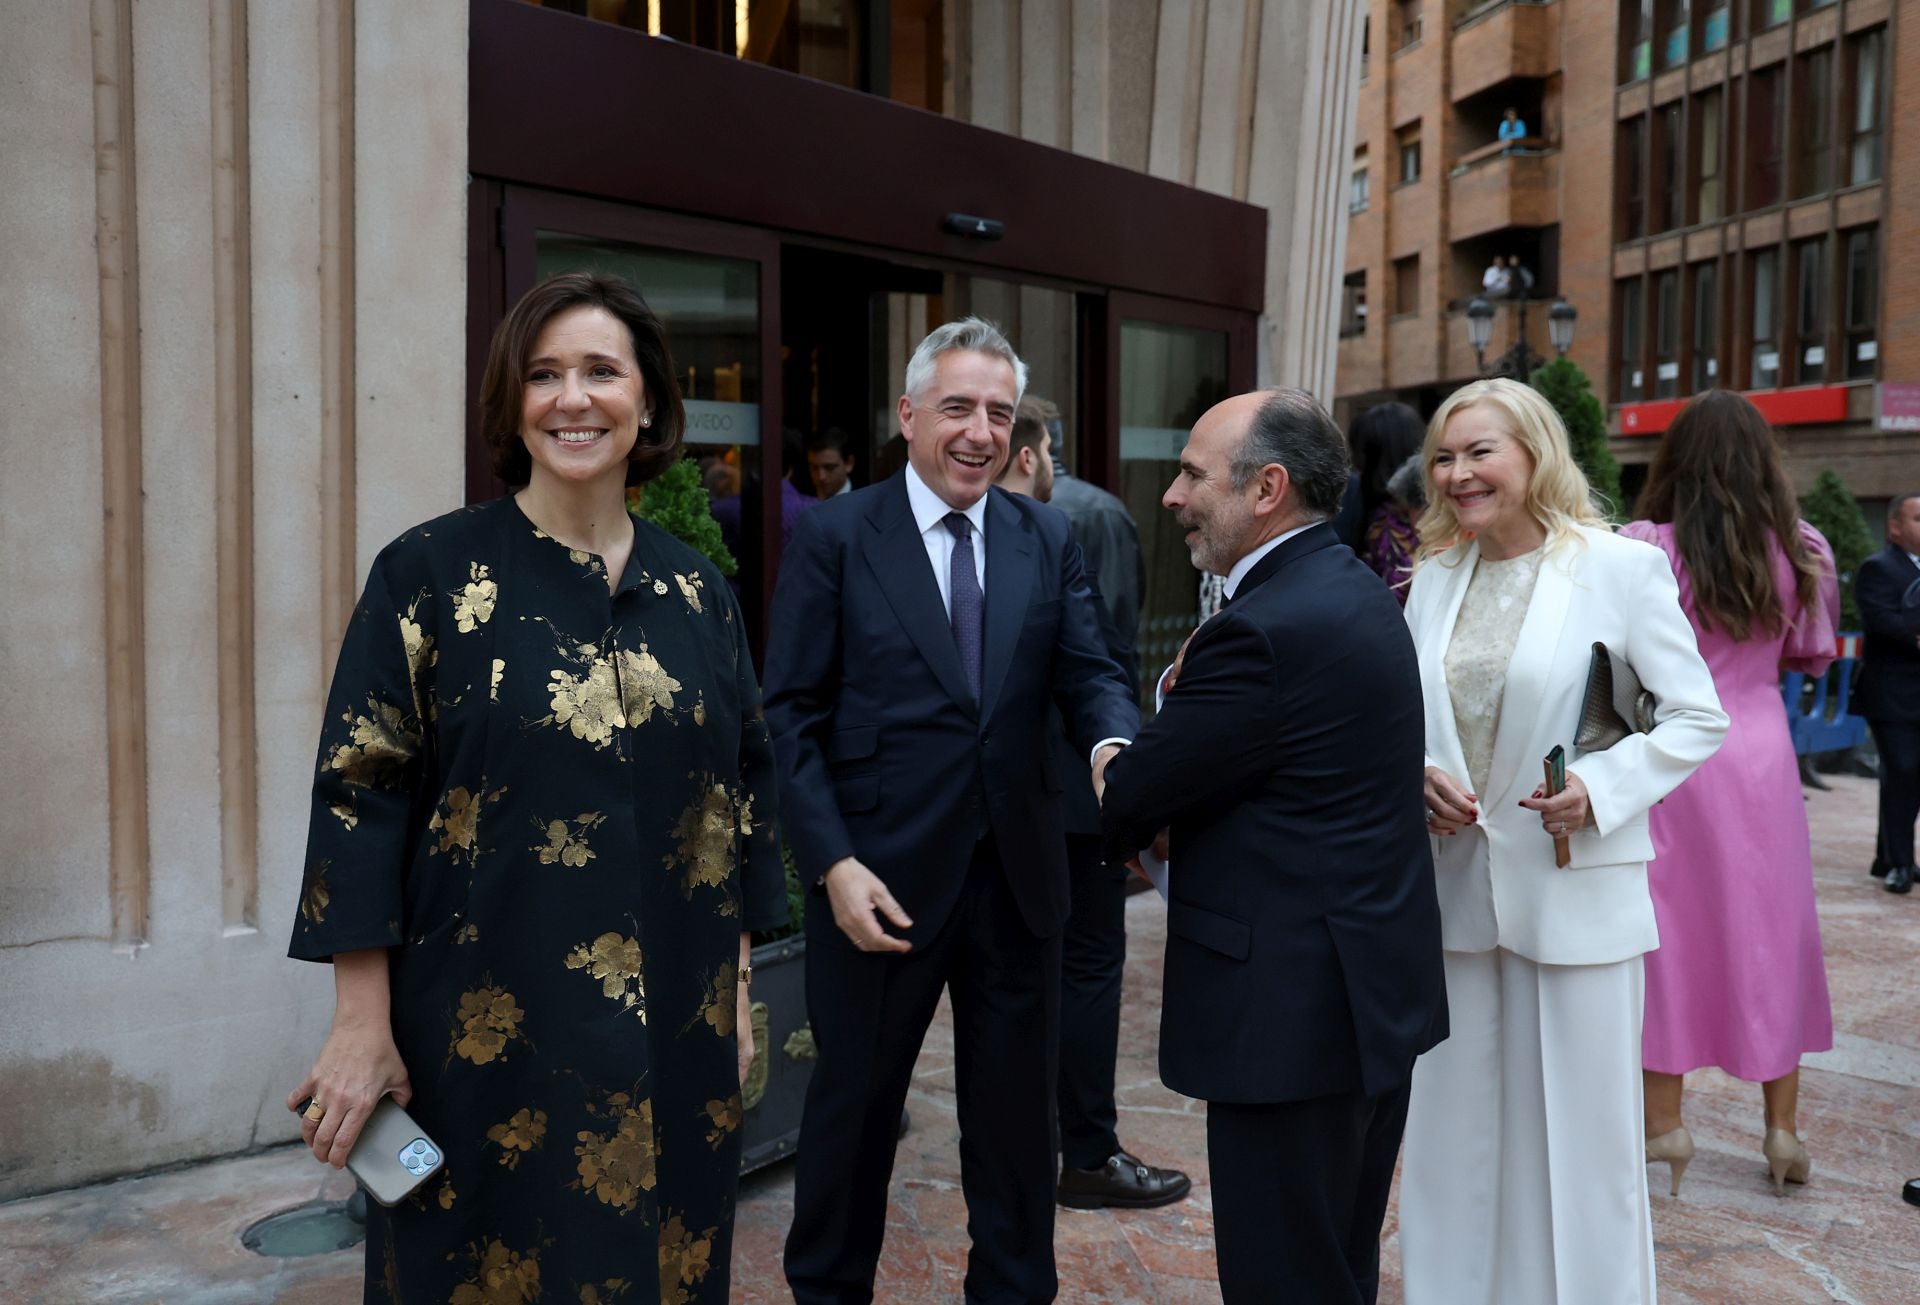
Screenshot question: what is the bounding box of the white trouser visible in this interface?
[1399,948,1656,1305]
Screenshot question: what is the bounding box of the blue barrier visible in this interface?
[1781,636,1867,757]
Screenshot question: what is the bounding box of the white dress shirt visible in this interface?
[903,463,1127,761]
[903,462,988,617]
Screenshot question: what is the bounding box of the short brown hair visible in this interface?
[1010,396,1056,462]
[478,272,685,487]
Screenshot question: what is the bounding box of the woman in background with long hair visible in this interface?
[1626,389,1839,1197]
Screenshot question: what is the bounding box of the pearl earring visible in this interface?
[641,415,652,427]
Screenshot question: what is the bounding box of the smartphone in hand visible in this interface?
[1543,745,1571,869]
[299,1095,445,1206]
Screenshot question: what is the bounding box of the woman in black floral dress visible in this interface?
[286,272,785,1304]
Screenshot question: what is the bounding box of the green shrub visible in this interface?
[1529,357,1625,521]
[1799,468,1874,630]
[630,457,738,576]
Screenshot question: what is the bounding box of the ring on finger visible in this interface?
[303,1099,326,1123]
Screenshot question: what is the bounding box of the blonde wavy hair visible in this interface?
[1415,378,1608,565]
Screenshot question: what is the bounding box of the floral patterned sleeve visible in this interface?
[728,585,789,934]
[289,551,431,961]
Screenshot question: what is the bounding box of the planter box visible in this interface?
[739,935,813,1174]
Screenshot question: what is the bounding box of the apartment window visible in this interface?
[1393,256,1420,316]
[1618,278,1646,402]
[1745,66,1784,210]
[1652,270,1682,398]
[1700,1,1731,53]
[1656,103,1684,232]
[1691,261,1720,391]
[1694,90,1724,222]
[1341,271,1369,337]
[1844,226,1878,379]
[1848,29,1886,186]
[1794,237,1828,384]
[1660,0,1691,69]
[1755,0,1789,31]
[1350,147,1371,214]
[1395,0,1423,51]
[1622,0,1654,83]
[1791,49,1834,199]
[1750,248,1780,387]
[1620,116,1649,239]
[1397,123,1422,184]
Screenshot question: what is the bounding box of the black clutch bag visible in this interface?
[1575,642,1657,752]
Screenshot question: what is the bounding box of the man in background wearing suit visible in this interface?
[1100,389,1449,1304]
[765,319,1140,1303]
[1856,490,1920,895]
[996,398,1191,1210]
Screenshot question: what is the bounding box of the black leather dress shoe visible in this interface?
[1904,1178,1920,1208]
[1887,865,1914,895]
[1871,856,1889,880]
[1057,1149,1192,1210]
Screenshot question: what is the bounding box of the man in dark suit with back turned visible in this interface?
[994,397,1191,1209]
[765,319,1140,1304]
[1100,388,1449,1304]
[1856,490,1920,895]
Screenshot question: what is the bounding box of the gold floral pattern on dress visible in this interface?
[452,562,498,633]
[324,696,419,788]
[657,1213,717,1305]
[399,594,437,679]
[298,861,330,925]
[453,984,526,1065]
[673,572,705,614]
[428,784,506,862]
[664,781,750,902]
[454,921,480,945]
[692,696,706,727]
[534,812,606,867]
[573,1093,657,1212]
[566,932,647,1019]
[545,661,625,749]
[579,1280,634,1305]
[691,962,739,1037]
[438,1176,457,1210]
[449,1238,542,1305]
[485,1107,548,1170]
[569,548,592,566]
[702,1094,742,1150]
[490,658,505,702]
[616,646,681,725]
[327,799,358,831]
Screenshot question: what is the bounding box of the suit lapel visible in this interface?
[979,490,1035,724]
[1418,543,1478,780]
[861,478,977,714]
[1483,540,1575,802]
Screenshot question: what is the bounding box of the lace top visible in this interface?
[1445,547,1544,794]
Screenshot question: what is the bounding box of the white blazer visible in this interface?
[1404,525,1728,966]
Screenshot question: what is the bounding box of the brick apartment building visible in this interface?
[1337,0,1920,510]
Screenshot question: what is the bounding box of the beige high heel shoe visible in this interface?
[1646,1127,1695,1196]
[1762,1128,1811,1195]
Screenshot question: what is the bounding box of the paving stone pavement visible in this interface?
[3,775,1915,1303]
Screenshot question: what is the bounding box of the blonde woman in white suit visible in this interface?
[1397,379,1727,1305]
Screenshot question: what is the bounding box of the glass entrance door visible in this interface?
[1098,294,1257,710]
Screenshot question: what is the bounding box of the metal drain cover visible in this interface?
[241,1200,365,1257]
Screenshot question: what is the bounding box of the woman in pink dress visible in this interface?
[1624,389,1839,1197]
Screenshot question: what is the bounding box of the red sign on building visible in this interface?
[1617,386,1852,436]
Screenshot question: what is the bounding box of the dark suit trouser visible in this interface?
[785,837,1062,1305]
[1870,719,1920,870]
[1056,832,1127,1170]
[1206,1078,1412,1305]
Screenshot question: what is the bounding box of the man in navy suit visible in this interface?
[1100,389,1448,1304]
[765,319,1139,1304]
[1856,491,1920,895]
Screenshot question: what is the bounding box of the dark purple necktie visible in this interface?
[945,512,983,701]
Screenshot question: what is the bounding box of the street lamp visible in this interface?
[1548,298,1577,357]
[1466,296,1495,374]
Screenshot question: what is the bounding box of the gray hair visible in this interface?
[1386,452,1427,510]
[904,317,1030,404]
[1228,388,1352,520]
